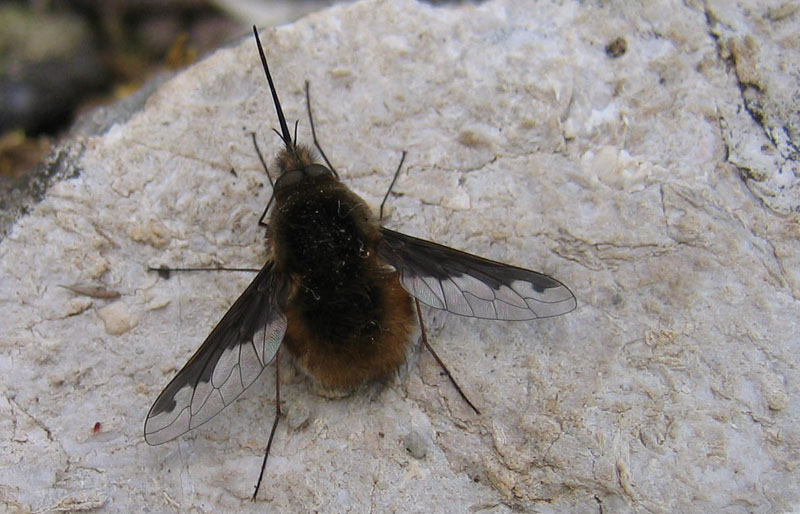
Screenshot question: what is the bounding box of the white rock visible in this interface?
[97,301,137,335]
[0,0,798,512]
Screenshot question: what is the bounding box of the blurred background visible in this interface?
[0,0,363,188]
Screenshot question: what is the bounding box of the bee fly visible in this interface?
[144,26,577,498]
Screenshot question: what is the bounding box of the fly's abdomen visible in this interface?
[283,269,415,393]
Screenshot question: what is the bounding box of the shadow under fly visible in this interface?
[144,26,577,500]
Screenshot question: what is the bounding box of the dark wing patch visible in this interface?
[377,228,576,320]
[144,261,289,445]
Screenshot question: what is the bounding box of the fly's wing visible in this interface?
[144,261,289,445]
[377,228,576,320]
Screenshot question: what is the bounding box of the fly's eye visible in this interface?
[305,164,332,178]
[274,165,332,192]
[274,169,304,191]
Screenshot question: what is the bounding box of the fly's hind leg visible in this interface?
[414,298,481,415]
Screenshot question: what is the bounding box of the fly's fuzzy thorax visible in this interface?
[267,173,380,278]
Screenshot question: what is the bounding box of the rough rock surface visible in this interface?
[1,0,798,512]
